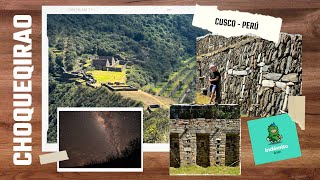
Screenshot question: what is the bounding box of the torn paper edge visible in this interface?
[288,96,305,130]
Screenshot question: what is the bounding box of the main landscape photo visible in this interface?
[45,14,207,144]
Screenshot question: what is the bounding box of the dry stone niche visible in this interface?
[196,33,302,117]
[170,104,240,168]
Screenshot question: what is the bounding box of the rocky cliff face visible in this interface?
[196,33,302,116]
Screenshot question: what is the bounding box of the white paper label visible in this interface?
[192,5,282,43]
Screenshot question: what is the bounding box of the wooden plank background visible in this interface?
[0,0,319,179]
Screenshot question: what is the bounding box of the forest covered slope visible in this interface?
[47,14,207,87]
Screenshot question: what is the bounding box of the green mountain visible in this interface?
[47,14,207,86]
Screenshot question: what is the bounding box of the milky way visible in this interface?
[59,111,141,168]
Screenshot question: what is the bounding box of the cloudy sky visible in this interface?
[59,110,141,168]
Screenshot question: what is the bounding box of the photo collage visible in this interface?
[41,6,302,175]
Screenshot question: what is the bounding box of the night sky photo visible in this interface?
[59,110,142,168]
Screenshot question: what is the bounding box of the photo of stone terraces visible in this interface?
[196,33,302,117]
[153,57,196,103]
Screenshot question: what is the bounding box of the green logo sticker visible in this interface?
[248,114,301,165]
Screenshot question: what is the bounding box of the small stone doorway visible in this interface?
[196,133,210,167]
[225,133,240,166]
[170,133,180,168]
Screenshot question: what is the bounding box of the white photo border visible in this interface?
[57,107,143,172]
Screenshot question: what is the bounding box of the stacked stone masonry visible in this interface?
[170,104,240,167]
[196,33,302,116]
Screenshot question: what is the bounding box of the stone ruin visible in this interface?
[196,33,302,117]
[170,104,240,168]
[92,56,130,72]
[102,83,138,91]
[147,104,161,113]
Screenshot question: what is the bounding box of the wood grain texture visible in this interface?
[1,0,320,10]
[0,1,320,179]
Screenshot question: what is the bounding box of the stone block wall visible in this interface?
[196,33,302,116]
[170,104,240,167]
[104,64,126,72]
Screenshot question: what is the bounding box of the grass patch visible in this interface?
[120,90,176,109]
[181,56,195,64]
[188,60,196,68]
[174,74,194,98]
[114,64,123,68]
[87,70,126,83]
[196,91,211,104]
[83,59,92,67]
[153,82,167,93]
[170,165,240,175]
[173,70,192,87]
[91,82,101,87]
[162,69,193,97]
[168,71,179,80]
